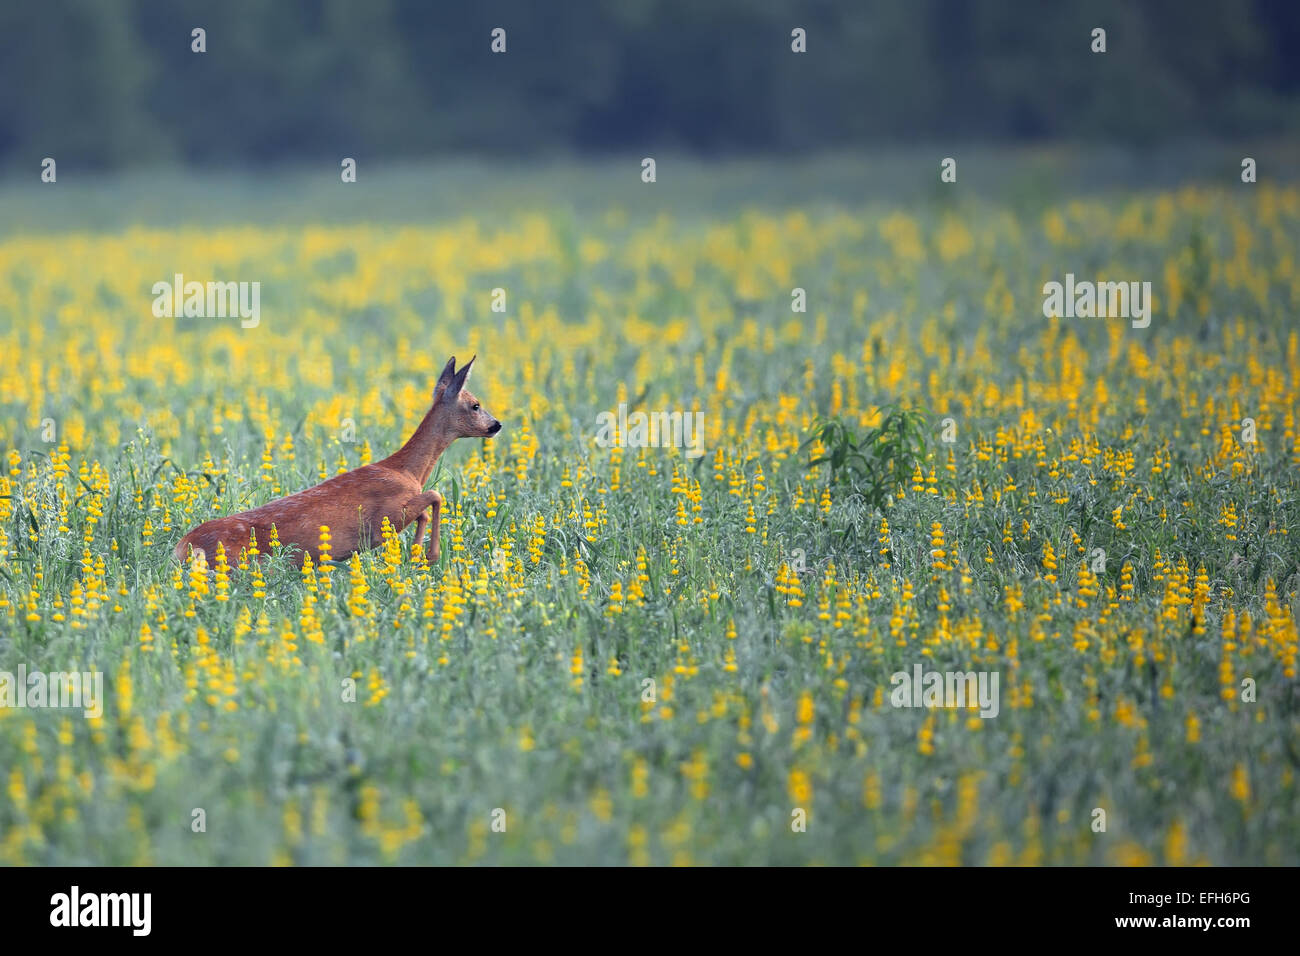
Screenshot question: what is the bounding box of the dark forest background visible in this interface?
[2,0,1299,169]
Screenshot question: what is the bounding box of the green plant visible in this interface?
[803,404,931,511]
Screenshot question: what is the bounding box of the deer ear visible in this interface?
[454,356,480,390]
[439,356,475,405]
[435,356,457,392]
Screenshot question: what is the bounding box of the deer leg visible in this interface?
[403,490,444,563]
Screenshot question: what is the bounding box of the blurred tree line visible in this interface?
[1,0,1298,169]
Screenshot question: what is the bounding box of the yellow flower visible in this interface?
[788,769,812,804]
[1230,763,1250,804]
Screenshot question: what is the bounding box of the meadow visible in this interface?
[1,157,1298,864]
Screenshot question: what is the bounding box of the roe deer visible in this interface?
[174,356,500,569]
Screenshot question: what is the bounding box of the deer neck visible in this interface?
[385,405,456,486]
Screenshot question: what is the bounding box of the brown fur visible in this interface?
[174,356,500,568]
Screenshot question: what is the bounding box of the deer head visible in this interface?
[433,356,501,439]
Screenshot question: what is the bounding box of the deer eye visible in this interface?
[472,403,481,411]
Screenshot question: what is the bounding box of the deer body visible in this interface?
[174,356,500,569]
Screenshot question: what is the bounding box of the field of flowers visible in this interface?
[1,166,1298,864]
